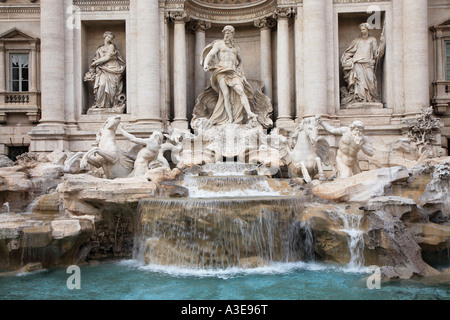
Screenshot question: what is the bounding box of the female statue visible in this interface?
[84,31,126,113]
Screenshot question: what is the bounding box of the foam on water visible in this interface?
[118,259,369,279]
[182,176,282,198]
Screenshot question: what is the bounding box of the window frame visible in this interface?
[9,52,30,92]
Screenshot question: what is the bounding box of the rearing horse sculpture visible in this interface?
[64,115,134,179]
[285,116,330,183]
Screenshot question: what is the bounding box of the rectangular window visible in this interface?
[446,41,450,81]
[10,53,29,92]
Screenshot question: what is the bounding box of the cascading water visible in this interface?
[134,197,315,269]
[133,163,315,269]
[326,207,365,270]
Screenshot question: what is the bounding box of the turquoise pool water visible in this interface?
[0,260,448,300]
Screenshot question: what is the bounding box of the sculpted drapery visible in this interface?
[341,23,385,106]
[192,26,273,129]
[85,31,126,112]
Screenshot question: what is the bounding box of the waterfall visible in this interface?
[133,197,315,269]
[181,176,283,198]
[132,163,316,269]
[327,207,365,270]
[200,163,259,176]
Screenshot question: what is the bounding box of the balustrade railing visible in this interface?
[1,92,40,107]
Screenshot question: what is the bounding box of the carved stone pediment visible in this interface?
[0,28,38,42]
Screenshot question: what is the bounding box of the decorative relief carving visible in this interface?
[273,6,296,19]
[72,0,129,11]
[254,17,276,30]
[333,0,390,3]
[193,0,264,4]
[168,10,190,23]
[184,0,276,24]
[187,20,212,33]
[0,4,40,14]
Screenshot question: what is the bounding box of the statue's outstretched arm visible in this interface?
[119,127,147,146]
[317,118,344,135]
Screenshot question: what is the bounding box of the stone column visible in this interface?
[294,7,303,121]
[159,7,169,124]
[39,0,66,125]
[29,0,68,152]
[403,0,429,115]
[392,0,405,115]
[193,20,211,100]
[435,30,444,81]
[0,43,5,92]
[64,0,76,127]
[275,7,295,127]
[303,0,328,118]
[171,11,189,130]
[135,0,162,127]
[255,17,275,101]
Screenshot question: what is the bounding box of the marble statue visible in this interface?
[283,116,330,182]
[341,23,385,108]
[77,115,134,179]
[318,118,374,179]
[84,31,126,113]
[192,25,273,129]
[119,125,164,177]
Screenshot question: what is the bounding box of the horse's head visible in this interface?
[298,117,320,146]
[104,115,121,131]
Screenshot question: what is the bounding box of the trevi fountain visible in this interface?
[0,0,449,302]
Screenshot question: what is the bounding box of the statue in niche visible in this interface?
[84,31,126,113]
[192,25,273,129]
[341,22,385,108]
[317,118,374,179]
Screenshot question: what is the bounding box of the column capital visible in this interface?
[168,10,190,24]
[273,7,296,20]
[254,17,276,30]
[187,20,211,33]
[433,29,444,39]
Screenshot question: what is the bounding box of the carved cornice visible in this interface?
[0,4,40,14]
[333,0,390,3]
[72,0,129,11]
[183,0,276,24]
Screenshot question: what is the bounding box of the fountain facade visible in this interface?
[0,2,449,283]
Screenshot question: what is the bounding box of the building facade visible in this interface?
[0,0,449,162]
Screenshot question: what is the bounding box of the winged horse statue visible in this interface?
[282,116,331,183]
[64,115,135,179]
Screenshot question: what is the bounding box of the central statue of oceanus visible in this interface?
[192,25,273,129]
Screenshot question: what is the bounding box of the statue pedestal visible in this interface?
[87,108,123,116]
[344,102,383,110]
